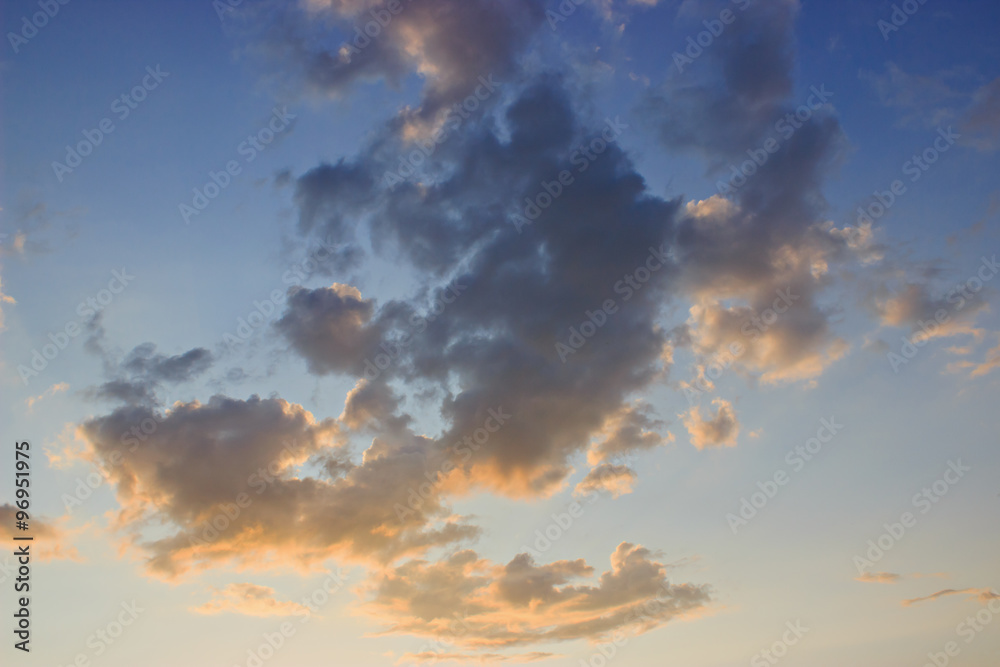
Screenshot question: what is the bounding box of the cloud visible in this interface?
[638,0,858,387]
[82,336,214,406]
[396,650,555,664]
[855,572,902,584]
[947,334,1000,378]
[363,543,711,650]
[191,583,311,617]
[855,571,947,585]
[861,63,1000,151]
[120,344,213,384]
[574,464,637,498]
[643,0,799,158]
[685,286,850,387]
[902,588,998,607]
[77,394,478,579]
[585,403,671,465]
[859,63,968,129]
[58,1,884,658]
[963,77,1000,150]
[0,268,14,332]
[280,75,682,499]
[0,504,81,562]
[275,283,384,377]
[681,399,739,450]
[245,0,542,136]
[25,382,70,411]
[869,282,987,345]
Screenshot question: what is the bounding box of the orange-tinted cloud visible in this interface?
[681,399,739,450]
[856,572,902,584]
[0,504,81,562]
[363,543,711,651]
[902,588,998,607]
[77,395,478,579]
[191,583,310,617]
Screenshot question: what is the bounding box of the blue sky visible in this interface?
[1,1,999,666]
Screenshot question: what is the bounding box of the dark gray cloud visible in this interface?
[641,0,796,161]
[278,71,682,496]
[84,339,213,406]
[121,343,213,384]
[638,0,856,389]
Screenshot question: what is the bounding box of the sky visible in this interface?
[1,0,999,665]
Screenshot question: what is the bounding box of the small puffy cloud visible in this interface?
[586,403,670,465]
[363,543,711,650]
[191,583,310,617]
[681,399,739,450]
[275,284,382,377]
